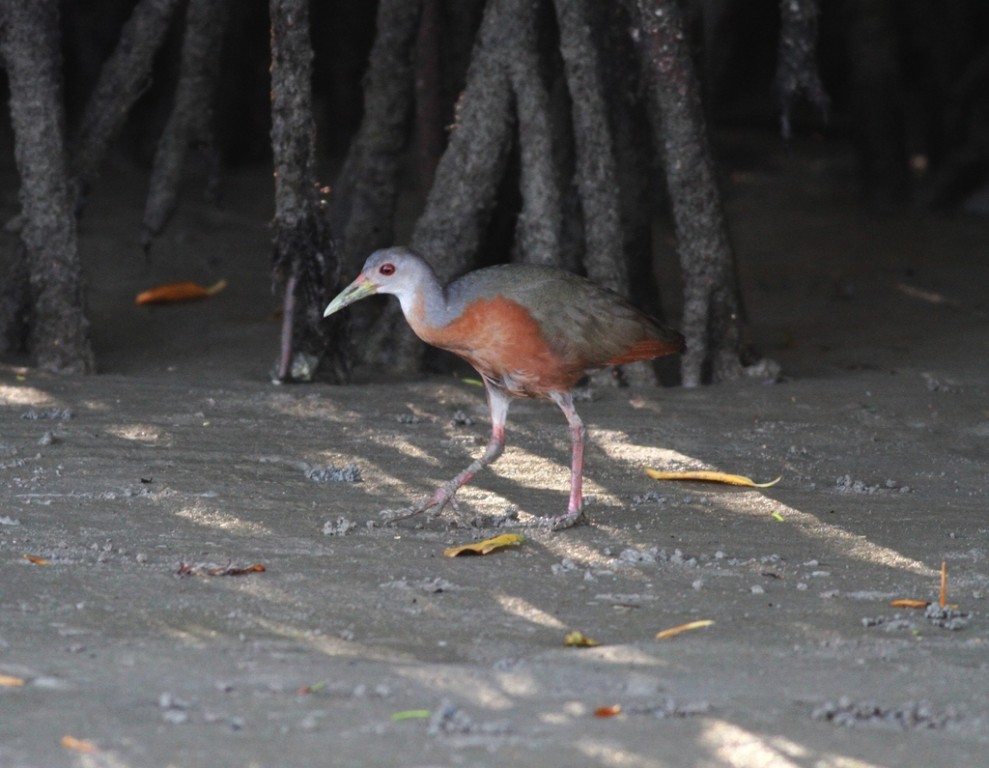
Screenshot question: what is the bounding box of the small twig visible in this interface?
[939,560,947,608]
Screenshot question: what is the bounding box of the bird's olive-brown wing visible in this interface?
[489,267,682,368]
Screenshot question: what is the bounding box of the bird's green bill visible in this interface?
[323,275,376,317]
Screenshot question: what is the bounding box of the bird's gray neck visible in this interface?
[398,267,457,328]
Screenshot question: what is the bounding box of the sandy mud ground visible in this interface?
[2,134,988,767]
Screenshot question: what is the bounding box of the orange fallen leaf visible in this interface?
[22,554,49,565]
[443,533,524,557]
[646,468,780,488]
[0,674,25,687]
[890,599,930,609]
[595,705,623,718]
[656,619,714,640]
[563,630,601,648]
[135,279,227,305]
[61,735,99,753]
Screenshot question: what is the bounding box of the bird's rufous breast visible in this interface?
[409,294,583,396]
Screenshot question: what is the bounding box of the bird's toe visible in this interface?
[528,508,586,531]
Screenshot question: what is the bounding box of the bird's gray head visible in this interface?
[323,247,437,317]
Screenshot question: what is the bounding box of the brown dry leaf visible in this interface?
[175,561,266,577]
[646,468,780,488]
[594,705,623,718]
[443,533,524,557]
[61,735,99,753]
[563,630,601,648]
[890,599,930,609]
[22,554,49,565]
[656,619,715,640]
[135,279,227,305]
[0,674,25,687]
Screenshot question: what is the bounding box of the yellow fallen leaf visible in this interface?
[656,619,714,640]
[563,630,601,648]
[61,735,99,753]
[646,468,781,488]
[22,554,49,565]
[890,599,930,609]
[0,674,25,687]
[443,533,524,557]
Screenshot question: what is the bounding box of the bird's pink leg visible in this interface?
[535,391,586,530]
[382,384,510,522]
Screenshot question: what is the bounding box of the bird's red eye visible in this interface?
[379,263,395,276]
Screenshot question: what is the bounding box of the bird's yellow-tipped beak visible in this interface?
[323,274,376,317]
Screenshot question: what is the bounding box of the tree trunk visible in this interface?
[331,0,421,278]
[141,0,229,249]
[632,0,743,386]
[602,0,664,323]
[775,0,829,140]
[70,0,182,200]
[414,0,444,196]
[410,0,516,282]
[844,0,909,206]
[366,0,515,373]
[0,247,30,357]
[552,0,626,293]
[0,0,95,373]
[509,0,562,266]
[327,0,420,372]
[269,0,339,382]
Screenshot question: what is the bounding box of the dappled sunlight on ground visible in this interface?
[713,493,937,577]
[105,423,174,446]
[0,382,61,408]
[494,593,568,629]
[174,502,274,536]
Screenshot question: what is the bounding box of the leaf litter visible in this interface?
[175,561,266,577]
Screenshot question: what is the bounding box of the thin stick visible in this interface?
[939,561,947,608]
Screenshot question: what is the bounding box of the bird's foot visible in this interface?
[379,482,463,525]
[526,507,585,531]
[379,506,428,524]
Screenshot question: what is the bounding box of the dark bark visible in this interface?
[509,0,562,266]
[414,0,444,195]
[327,0,420,371]
[0,0,94,373]
[141,0,229,249]
[269,0,339,382]
[602,0,663,323]
[844,0,909,206]
[0,248,30,356]
[632,0,743,386]
[365,0,516,374]
[331,0,421,278]
[552,0,626,293]
[441,0,485,110]
[369,0,514,373]
[775,0,829,140]
[410,0,516,282]
[548,70,582,274]
[70,0,182,199]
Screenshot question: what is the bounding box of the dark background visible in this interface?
[31,0,989,211]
